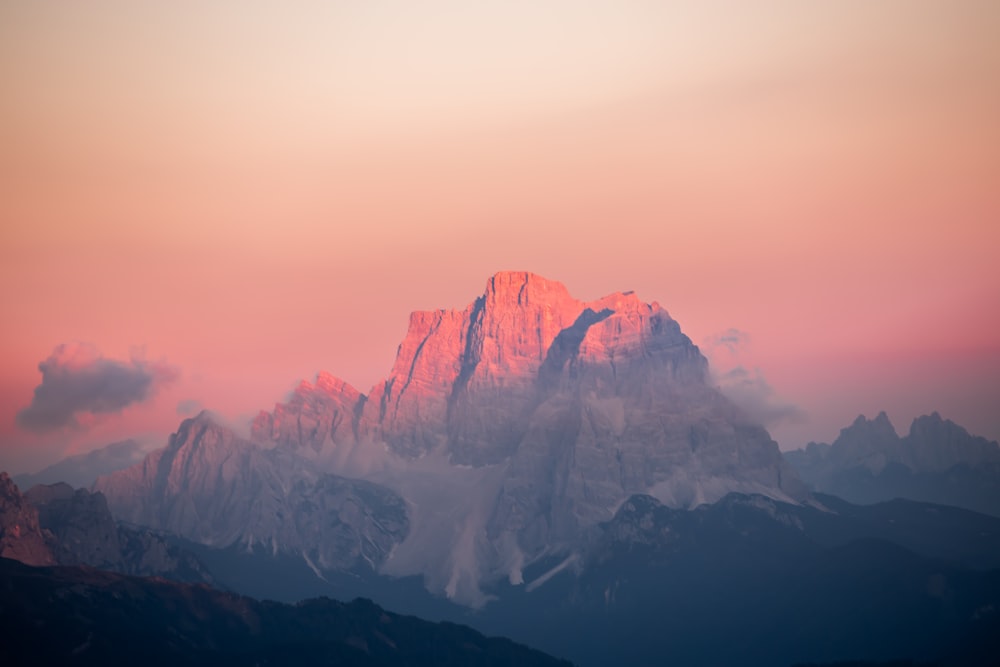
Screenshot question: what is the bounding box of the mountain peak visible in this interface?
[793,410,1000,490]
[484,270,569,297]
[905,412,1000,472]
[480,271,581,317]
[846,411,898,438]
[103,272,806,606]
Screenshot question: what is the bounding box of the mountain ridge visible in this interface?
[785,411,1000,516]
[0,557,572,667]
[97,271,806,604]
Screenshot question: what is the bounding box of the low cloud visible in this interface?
[702,328,804,428]
[717,365,806,427]
[703,328,751,355]
[16,343,178,432]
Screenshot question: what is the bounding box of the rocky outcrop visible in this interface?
[25,482,121,567]
[0,472,55,566]
[826,411,905,474]
[252,372,365,458]
[906,412,1000,472]
[95,411,408,573]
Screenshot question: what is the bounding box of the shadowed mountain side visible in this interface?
[0,472,55,566]
[0,557,573,667]
[1,472,214,583]
[465,493,1000,667]
[24,482,213,583]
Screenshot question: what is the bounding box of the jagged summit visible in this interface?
[255,271,716,466]
[816,411,1000,475]
[100,272,806,605]
[852,411,895,430]
[785,411,1000,516]
[843,411,898,440]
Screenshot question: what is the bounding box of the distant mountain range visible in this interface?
[4,272,999,666]
[785,412,1000,516]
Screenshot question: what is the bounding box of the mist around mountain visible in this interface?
[5,273,1000,666]
[785,412,1000,517]
[96,271,806,607]
[6,464,1000,666]
[149,491,1000,667]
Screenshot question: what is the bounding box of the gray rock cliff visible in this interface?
[99,272,807,605]
[95,411,409,573]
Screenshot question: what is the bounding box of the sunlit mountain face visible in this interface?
[2,271,996,666]
[93,272,808,607]
[3,2,999,478]
[3,3,1000,666]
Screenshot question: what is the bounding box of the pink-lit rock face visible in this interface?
[252,371,364,455]
[97,272,808,605]
[255,271,731,466]
[254,273,805,548]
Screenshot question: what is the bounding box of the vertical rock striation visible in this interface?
[96,411,409,572]
[102,272,806,604]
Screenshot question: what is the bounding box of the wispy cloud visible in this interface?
[704,327,751,355]
[716,365,806,427]
[704,328,805,428]
[16,343,178,432]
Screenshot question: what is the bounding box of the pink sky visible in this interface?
[2,1,999,474]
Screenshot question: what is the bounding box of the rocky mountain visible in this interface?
[238,271,805,602]
[786,412,1000,516]
[1,471,213,582]
[97,273,805,605]
[24,482,213,582]
[30,272,1000,664]
[95,411,409,574]
[0,472,55,566]
[14,439,151,490]
[0,557,571,667]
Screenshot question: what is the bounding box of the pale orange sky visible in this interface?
[2,1,999,474]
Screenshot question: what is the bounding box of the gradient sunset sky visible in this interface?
[2,1,999,475]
